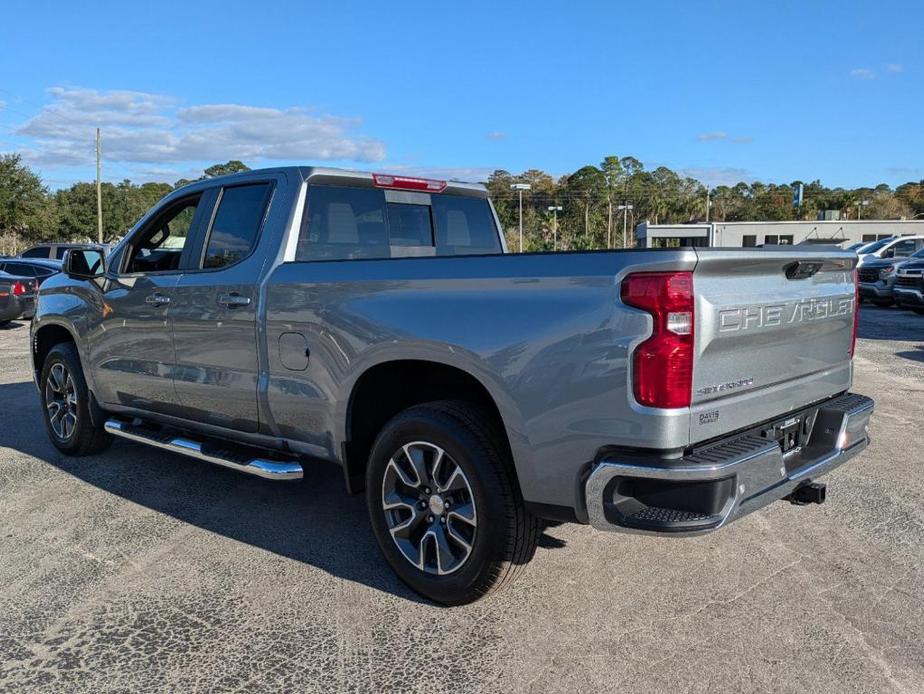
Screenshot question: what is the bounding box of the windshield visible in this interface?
[857,238,892,254]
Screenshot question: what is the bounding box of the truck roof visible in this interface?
[176,166,489,198]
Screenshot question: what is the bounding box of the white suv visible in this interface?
[857,236,924,265]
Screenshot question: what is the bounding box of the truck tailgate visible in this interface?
[689,247,857,445]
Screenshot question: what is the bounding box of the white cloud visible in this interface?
[850,68,876,79]
[678,167,755,187]
[696,131,753,144]
[885,166,920,176]
[486,131,506,141]
[886,63,903,73]
[15,86,386,169]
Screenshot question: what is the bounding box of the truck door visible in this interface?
[89,192,210,414]
[169,181,275,433]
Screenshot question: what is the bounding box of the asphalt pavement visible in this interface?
[0,306,922,693]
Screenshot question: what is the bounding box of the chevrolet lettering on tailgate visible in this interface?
[719,294,855,333]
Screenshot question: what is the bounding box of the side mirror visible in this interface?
[64,248,106,280]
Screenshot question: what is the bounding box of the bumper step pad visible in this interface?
[585,392,874,534]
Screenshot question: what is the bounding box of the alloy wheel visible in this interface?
[45,363,78,440]
[381,441,478,575]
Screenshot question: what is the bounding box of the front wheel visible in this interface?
[366,401,540,605]
[40,343,112,456]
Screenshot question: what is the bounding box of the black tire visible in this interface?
[366,400,540,605]
[914,308,924,316]
[40,342,112,456]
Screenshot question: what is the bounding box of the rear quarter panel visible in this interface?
[263,250,696,510]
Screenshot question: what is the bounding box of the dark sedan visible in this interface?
[0,270,38,326]
[0,258,62,286]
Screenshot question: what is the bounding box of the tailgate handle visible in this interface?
[784,261,823,280]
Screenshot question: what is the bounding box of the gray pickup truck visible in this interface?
[32,166,874,604]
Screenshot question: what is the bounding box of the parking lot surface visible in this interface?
[0,306,922,693]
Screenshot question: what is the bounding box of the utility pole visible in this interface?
[96,128,103,243]
[548,205,562,250]
[705,189,711,222]
[617,202,634,248]
[511,183,531,252]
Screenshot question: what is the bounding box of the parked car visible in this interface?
[0,258,63,286]
[0,270,38,326]
[857,247,924,306]
[19,242,113,260]
[893,260,924,314]
[856,236,924,266]
[31,166,874,604]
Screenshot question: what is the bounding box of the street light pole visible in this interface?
[548,205,562,250]
[511,183,531,252]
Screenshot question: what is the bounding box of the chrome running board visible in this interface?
[104,419,303,481]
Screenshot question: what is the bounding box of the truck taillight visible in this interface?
[372,173,447,193]
[850,269,859,358]
[621,271,694,409]
[12,280,28,296]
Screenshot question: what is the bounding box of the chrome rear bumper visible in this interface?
[585,393,874,534]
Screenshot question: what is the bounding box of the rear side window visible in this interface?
[3,263,37,277]
[21,247,50,258]
[297,185,499,261]
[432,195,500,255]
[202,183,273,269]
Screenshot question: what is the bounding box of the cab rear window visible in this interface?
[296,185,500,261]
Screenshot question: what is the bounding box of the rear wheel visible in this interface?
[366,400,540,605]
[40,343,111,456]
[914,308,924,315]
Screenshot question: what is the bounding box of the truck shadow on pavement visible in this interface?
[0,380,560,604]
[895,346,924,364]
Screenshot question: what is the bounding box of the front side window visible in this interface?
[889,240,915,257]
[125,195,200,274]
[202,183,273,269]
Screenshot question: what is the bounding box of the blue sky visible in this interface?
[0,0,921,189]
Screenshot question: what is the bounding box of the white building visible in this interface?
[635,219,924,248]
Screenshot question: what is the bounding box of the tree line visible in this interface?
[0,156,249,255]
[1,152,923,256]
[487,157,924,252]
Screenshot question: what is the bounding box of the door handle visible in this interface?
[218,293,252,308]
[145,293,171,307]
